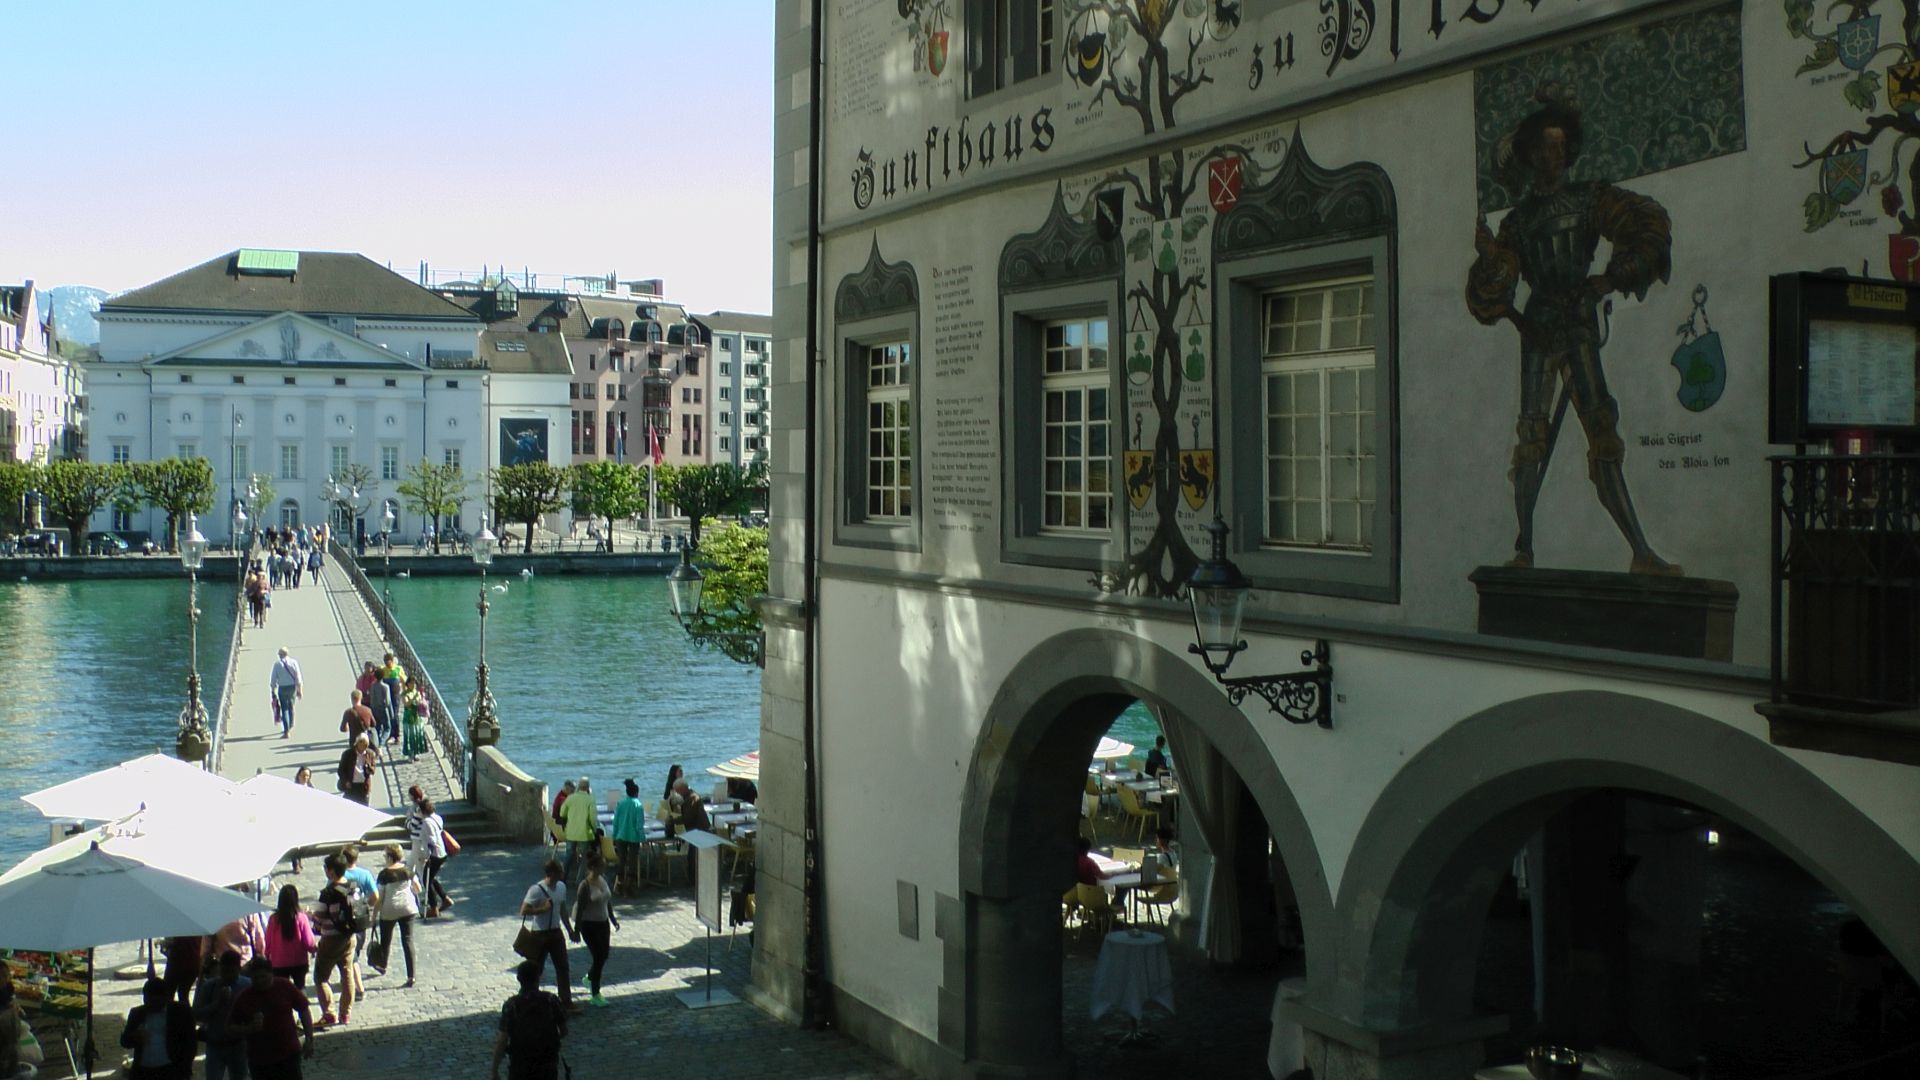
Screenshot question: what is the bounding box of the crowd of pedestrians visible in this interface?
[243,525,326,630]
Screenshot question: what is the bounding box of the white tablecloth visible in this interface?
[1090,929,1174,1021]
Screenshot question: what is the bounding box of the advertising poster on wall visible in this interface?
[499,418,549,466]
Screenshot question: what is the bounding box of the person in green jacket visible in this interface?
[560,777,598,887]
[610,779,647,896]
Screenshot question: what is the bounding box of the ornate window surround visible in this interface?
[834,240,923,552]
[1213,134,1401,602]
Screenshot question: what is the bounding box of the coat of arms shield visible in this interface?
[1178,450,1214,511]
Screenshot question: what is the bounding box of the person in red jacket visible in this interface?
[231,957,315,1079]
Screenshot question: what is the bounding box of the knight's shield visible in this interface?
[1839,16,1881,72]
[1670,332,1727,413]
[1890,233,1920,281]
[1179,450,1214,511]
[1825,148,1870,204]
[927,31,949,76]
[1124,451,1155,510]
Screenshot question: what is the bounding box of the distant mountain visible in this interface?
[42,285,106,346]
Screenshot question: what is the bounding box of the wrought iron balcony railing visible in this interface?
[1770,453,1920,713]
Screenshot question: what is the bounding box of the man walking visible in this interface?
[518,860,576,1011]
[306,545,323,586]
[340,690,373,747]
[269,648,302,738]
[492,959,567,1080]
[232,957,314,1080]
[560,778,597,887]
[191,950,251,1080]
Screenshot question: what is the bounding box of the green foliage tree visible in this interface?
[490,462,570,553]
[396,460,469,553]
[40,460,124,554]
[688,520,769,666]
[569,461,644,551]
[0,460,37,535]
[129,458,217,551]
[657,462,768,549]
[327,462,376,534]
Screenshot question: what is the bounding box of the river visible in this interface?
[0,571,1162,868]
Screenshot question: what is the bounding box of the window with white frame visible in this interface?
[863,341,912,521]
[444,447,461,469]
[231,444,249,483]
[330,445,350,478]
[1260,275,1375,550]
[1040,316,1111,532]
[380,445,399,481]
[178,443,198,461]
[111,442,131,465]
[279,443,300,481]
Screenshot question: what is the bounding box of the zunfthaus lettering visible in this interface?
[851,108,1057,210]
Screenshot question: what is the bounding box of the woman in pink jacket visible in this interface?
[262,884,317,989]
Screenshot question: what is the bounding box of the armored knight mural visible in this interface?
[1468,94,1681,576]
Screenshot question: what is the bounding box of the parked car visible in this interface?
[116,530,155,554]
[85,531,129,555]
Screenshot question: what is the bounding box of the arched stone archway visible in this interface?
[946,627,1331,1077]
[1311,690,1920,1068]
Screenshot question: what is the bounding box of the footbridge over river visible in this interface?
[209,541,539,846]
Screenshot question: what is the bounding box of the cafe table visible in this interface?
[1090,927,1174,1043]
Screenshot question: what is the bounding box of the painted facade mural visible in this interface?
[499,417,548,466]
[1467,95,1680,575]
[1790,0,1920,278]
[817,1,1912,664]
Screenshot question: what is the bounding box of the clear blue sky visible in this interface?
[3,1,775,315]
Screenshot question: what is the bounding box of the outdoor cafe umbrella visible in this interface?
[1092,736,1135,761]
[0,843,271,1077]
[706,751,760,782]
[21,752,242,822]
[0,804,287,890]
[235,773,396,846]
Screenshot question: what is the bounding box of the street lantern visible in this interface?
[382,504,396,535]
[468,514,500,754]
[180,516,208,572]
[667,546,704,619]
[175,513,212,763]
[1186,516,1252,671]
[1184,514,1335,728]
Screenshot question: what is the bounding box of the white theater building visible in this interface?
[85,250,485,541]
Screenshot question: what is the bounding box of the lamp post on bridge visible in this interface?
[381,503,396,644]
[468,515,500,794]
[175,514,212,766]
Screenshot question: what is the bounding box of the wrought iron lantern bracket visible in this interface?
[1189,638,1333,727]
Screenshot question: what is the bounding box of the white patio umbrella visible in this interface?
[0,843,270,952]
[1092,736,1135,761]
[235,774,396,846]
[0,805,288,890]
[706,751,760,781]
[22,752,242,821]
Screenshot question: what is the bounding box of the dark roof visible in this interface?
[106,251,479,321]
[697,310,772,335]
[479,329,572,375]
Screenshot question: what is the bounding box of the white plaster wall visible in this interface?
[815,575,1920,1044]
[96,314,247,363]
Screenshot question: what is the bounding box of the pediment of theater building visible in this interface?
[145,312,424,370]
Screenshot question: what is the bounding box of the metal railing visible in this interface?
[1771,453,1920,712]
[208,565,249,772]
[327,538,469,797]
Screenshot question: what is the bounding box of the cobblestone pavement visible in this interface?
[73,842,913,1079]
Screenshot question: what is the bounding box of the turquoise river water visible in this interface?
[0,572,1161,868]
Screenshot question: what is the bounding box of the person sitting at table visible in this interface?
[681,786,713,834]
[1075,836,1110,886]
[1153,826,1181,873]
[1144,736,1170,778]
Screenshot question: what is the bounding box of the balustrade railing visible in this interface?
[208,562,249,772]
[327,539,469,797]
[1771,453,1920,712]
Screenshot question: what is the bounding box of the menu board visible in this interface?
[2,948,91,1019]
[1807,319,1919,427]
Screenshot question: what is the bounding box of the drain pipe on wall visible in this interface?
[800,0,829,1031]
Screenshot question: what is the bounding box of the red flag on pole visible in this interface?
[648,421,664,465]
